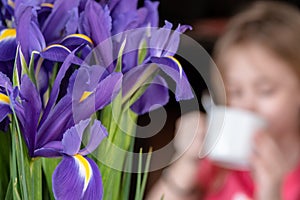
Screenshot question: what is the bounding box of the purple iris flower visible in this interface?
[120,22,193,114]
[52,119,106,200]
[14,54,122,156]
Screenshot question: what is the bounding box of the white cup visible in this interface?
[200,105,266,170]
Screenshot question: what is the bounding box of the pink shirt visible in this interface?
[197,159,300,200]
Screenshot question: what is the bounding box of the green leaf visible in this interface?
[42,158,61,200]
[4,179,12,200]
[115,37,127,72]
[28,51,39,87]
[137,38,148,65]
[13,46,21,88]
[0,131,11,199]
[140,147,152,199]
[134,148,143,200]
[96,102,138,200]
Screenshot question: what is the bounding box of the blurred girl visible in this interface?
[147,1,300,200]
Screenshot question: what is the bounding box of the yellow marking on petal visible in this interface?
[166,56,183,79]
[41,3,54,8]
[74,154,92,191]
[0,29,16,41]
[0,93,10,104]
[79,91,93,103]
[63,34,94,45]
[8,0,15,9]
[43,44,71,53]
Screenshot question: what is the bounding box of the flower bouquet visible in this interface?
[0,0,193,199]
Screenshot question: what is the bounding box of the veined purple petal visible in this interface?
[52,156,85,200]
[70,65,107,123]
[111,11,139,35]
[37,95,73,148]
[79,0,113,68]
[139,0,159,27]
[0,28,17,61]
[149,21,172,57]
[0,71,12,92]
[41,0,80,43]
[19,75,42,156]
[0,104,11,122]
[162,24,192,57]
[80,0,111,45]
[81,157,103,200]
[16,5,46,62]
[131,75,169,114]
[62,119,90,156]
[79,120,108,156]
[72,71,122,123]
[40,44,71,62]
[110,0,137,19]
[34,141,63,157]
[151,56,194,101]
[61,34,94,47]
[53,155,102,199]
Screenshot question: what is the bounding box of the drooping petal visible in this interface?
[79,120,108,156]
[151,56,194,101]
[130,75,169,114]
[19,75,42,156]
[81,157,103,200]
[61,34,94,48]
[41,0,80,43]
[40,44,71,62]
[52,156,85,200]
[0,28,17,61]
[62,119,91,156]
[0,104,11,122]
[53,155,103,200]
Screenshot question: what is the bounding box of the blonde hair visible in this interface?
[213,1,300,77]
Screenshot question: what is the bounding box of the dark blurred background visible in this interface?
[131,0,300,198]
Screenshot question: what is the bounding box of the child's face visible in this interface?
[222,43,300,138]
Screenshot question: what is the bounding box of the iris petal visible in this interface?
[0,104,11,122]
[81,157,103,200]
[0,28,17,61]
[131,75,169,114]
[79,120,108,156]
[0,93,10,105]
[62,119,90,156]
[52,155,103,200]
[52,156,85,200]
[40,44,71,62]
[151,56,194,101]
